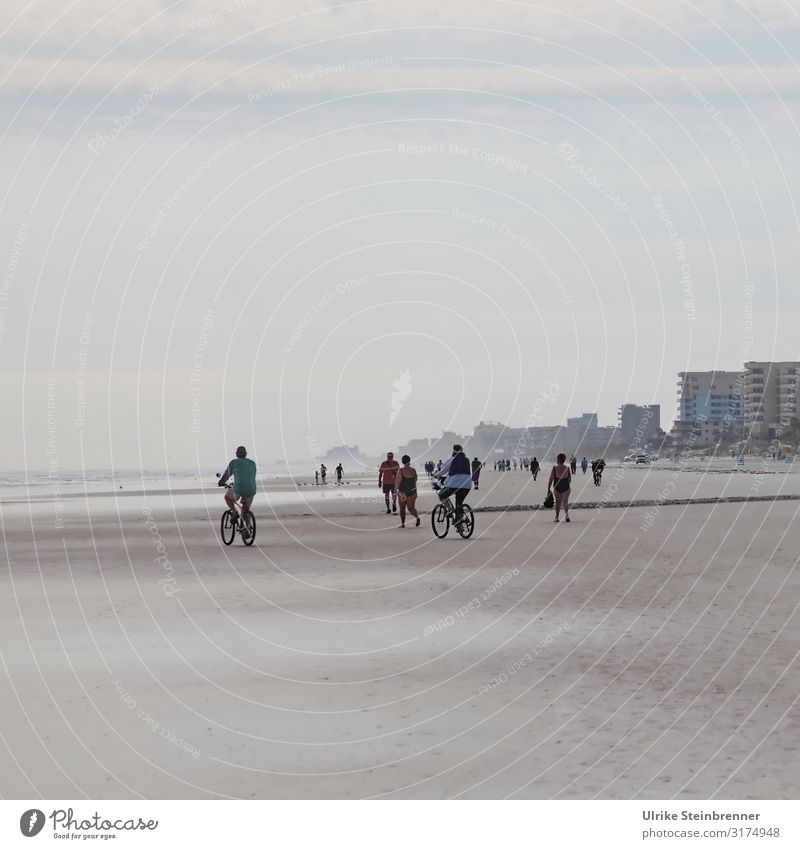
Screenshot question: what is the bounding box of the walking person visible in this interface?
[581,457,588,475]
[471,457,483,490]
[320,463,327,485]
[570,455,577,474]
[314,469,319,486]
[547,452,572,523]
[396,455,420,528]
[378,451,400,514]
[530,456,540,481]
[335,463,344,485]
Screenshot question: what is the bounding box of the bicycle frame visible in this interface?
[430,480,474,539]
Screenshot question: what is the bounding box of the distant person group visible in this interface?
[314,462,345,485]
[493,457,549,472]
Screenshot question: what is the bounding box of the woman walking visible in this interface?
[397,455,420,528]
[471,457,483,490]
[547,452,572,523]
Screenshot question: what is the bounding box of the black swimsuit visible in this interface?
[398,470,417,497]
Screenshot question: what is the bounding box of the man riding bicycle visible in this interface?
[218,446,257,539]
[435,444,472,524]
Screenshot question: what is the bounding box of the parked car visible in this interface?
[634,454,650,464]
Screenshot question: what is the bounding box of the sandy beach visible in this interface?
[2,463,799,799]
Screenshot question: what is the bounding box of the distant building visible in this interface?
[564,412,618,457]
[319,444,376,470]
[744,361,800,440]
[566,412,598,430]
[398,431,467,463]
[468,421,564,462]
[397,437,433,462]
[466,417,622,461]
[672,370,745,446]
[618,404,661,447]
[572,426,621,458]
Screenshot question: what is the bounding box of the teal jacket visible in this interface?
[219,457,257,497]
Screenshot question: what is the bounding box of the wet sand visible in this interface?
[1,468,799,799]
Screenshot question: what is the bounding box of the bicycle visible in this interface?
[430,480,474,539]
[217,477,256,546]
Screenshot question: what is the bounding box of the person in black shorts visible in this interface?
[530,457,540,481]
[378,452,400,514]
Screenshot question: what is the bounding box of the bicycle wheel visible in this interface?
[220,511,236,545]
[456,504,475,539]
[431,503,450,538]
[243,513,256,546]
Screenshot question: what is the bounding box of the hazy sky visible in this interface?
[1,0,799,471]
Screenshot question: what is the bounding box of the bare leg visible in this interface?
[240,496,253,529]
[407,495,419,525]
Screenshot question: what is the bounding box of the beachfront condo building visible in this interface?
[743,361,800,440]
[618,404,661,446]
[672,370,745,446]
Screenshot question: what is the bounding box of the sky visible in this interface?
[1,0,799,471]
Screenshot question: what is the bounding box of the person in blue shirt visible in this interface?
[218,446,257,537]
[436,444,473,524]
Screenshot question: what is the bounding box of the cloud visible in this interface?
[3,1,799,120]
[2,0,799,52]
[2,54,799,106]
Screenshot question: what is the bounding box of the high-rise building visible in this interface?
[672,370,745,445]
[618,404,661,446]
[744,362,800,440]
